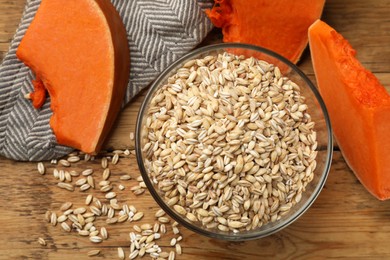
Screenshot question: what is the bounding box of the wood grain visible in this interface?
[1,0,390,259]
[0,0,25,59]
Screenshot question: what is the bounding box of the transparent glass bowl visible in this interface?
[135,43,333,241]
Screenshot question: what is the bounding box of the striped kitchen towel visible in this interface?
[0,0,213,161]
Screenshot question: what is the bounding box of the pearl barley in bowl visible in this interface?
[136,43,332,241]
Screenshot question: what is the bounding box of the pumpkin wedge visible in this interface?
[16,0,130,154]
[206,0,325,64]
[309,20,390,200]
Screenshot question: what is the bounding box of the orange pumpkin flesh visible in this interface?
[206,0,325,64]
[16,0,130,154]
[309,20,390,200]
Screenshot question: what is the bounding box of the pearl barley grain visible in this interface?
[142,52,318,232]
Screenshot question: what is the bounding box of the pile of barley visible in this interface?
[142,52,318,232]
[37,146,182,259]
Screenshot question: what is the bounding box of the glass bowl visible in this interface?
[135,43,333,241]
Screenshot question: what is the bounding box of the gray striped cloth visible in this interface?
[0,0,213,161]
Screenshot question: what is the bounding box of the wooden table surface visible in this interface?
[1,0,390,259]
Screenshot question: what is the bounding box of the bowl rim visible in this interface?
[135,42,333,241]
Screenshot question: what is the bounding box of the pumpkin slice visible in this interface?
[16,0,130,154]
[206,0,325,64]
[309,20,390,200]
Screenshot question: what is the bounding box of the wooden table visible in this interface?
[1,0,390,259]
